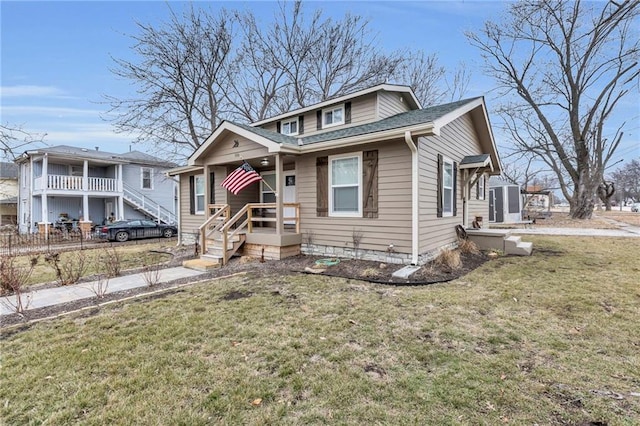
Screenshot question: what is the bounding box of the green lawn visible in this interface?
[1,236,639,425]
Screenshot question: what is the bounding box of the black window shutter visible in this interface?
[316,157,328,217]
[363,150,378,218]
[345,102,352,124]
[453,162,458,216]
[298,115,304,135]
[276,121,281,134]
[437,154,443,218]
[189,175,195,215]
[476,176,480,199]
[209,172,215,204]
[316,110,322,130]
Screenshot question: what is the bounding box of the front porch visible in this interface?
[184,202,302,270]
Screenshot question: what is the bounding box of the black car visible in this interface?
[98,219,177,242]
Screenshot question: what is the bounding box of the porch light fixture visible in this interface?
[260,158,269,166]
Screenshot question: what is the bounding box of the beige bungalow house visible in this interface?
[169,83,525,267]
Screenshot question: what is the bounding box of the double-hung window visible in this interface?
[329,153,361,216]
[281,119,298,136]
[442,158,454,216]
[477,175,485,200]
[324,105,344,128]
[194,175,205,214]
[141,167,153,190]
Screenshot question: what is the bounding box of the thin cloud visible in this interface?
[1,105,104,117]
[0,85,67,97]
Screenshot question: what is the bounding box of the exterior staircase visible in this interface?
[123,183,176,224]
[183,204,247,271]
[465,228,533,256]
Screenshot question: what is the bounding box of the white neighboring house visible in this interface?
[0,162,19,226]
[15,145,178,235]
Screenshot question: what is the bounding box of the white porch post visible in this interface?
[117,164,124,220]
[275,154,283,235]
[118,196,124,220]
[41,154,50,236]
[83,160,88,190]
[83,195,89,221]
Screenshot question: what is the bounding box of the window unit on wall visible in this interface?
[323,105,345,128]
[281,119,298,136]
[437,154,457,218]
[70,165,83,177]
[141,167,154,190]
[329,152,362,217]
[194,175,205,214]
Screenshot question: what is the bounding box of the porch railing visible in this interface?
[199,202,300,265]
[34,174,118,192]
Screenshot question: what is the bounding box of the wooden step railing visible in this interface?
[199,203,300,266]
[198,204,231,255]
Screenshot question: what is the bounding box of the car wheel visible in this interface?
[115,231,129,242]
[163,228,174,238]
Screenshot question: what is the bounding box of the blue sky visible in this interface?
[1,0,638,168]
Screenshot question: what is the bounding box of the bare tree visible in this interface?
[106,1,468,159]
[467,0,640,219]
[1,123,46,162]
[105,5,237,159]
[611,158,640,202]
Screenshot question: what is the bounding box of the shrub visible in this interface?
[458,238,480,255]
[434,248,461,270]
[100,247,122,278]
[0,255,38,313]
[45,251,87,286]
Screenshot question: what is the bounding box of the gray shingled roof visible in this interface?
[1,162,19,179]
[24,145,177,167]
[460,154,490,166]
[232,97,481,146]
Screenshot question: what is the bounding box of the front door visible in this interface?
[283,172,296,225]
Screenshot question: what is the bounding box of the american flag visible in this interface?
[220,162,262,195]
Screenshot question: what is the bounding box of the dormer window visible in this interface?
[323,105,344,128]
[281,119,298,136]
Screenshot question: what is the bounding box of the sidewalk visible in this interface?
[509,217,640,238]
[1,267,206,316]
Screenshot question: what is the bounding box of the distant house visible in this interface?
[488,176,522,223]
[169,84,509,266]
[0,162,19,226]
[15,145,178,235]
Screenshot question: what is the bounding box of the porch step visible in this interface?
[182,256,221,271]
[504,235,533,256]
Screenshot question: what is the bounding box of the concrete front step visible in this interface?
[504,235,533,256]
[182,257,221,271]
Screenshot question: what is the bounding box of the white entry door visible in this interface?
[283,172,296,225]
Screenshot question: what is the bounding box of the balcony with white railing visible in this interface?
[34,174,119,193]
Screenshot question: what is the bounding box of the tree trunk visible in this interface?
[570,174,595,219]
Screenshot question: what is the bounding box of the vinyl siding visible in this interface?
[179,171,205,239]
[377,91,412,119]
[194,133,269,166]
[297,139,413,254]
[259,93,379,138]
[417,113,489,254]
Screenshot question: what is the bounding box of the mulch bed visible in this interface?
[1,249,488,330]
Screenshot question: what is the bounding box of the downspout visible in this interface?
[404,131,419,265]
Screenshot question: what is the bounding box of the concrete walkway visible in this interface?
[1,267,206,316]
[509,216,640,238]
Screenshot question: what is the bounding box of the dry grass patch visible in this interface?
[6,242,174,287]
[1,236,639,424]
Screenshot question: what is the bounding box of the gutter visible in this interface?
[404,131,419,265]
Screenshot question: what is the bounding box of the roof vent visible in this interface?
[95,146,99,151]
